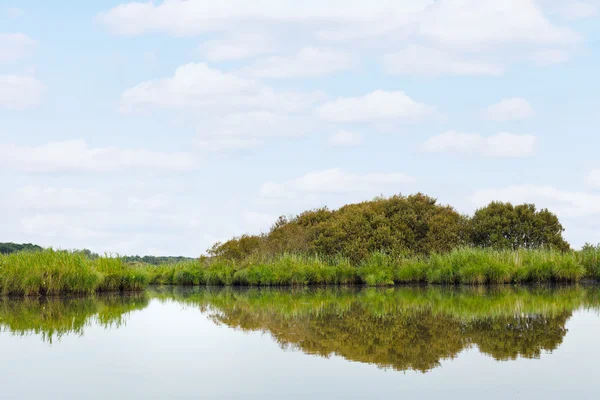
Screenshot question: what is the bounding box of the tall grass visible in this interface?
[0,249,150,296]
[1,246,600,295]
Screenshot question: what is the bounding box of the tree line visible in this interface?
[0,243,43,255]
[0,243,193,265]
[209,193,570,263]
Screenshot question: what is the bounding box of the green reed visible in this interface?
[1,246,600,295]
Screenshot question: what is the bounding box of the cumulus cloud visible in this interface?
[531,49,570,66]
[423,131,536,158]
[192,111,316,150]
[242,47,354,78]
[329,130,362,147]
[0,140,198,172]
[0,33,35,63]
[318,90,437,123]
[200,33,277,62]
[260,168,415,197]
[99,0,580,74]
[121,62,324,112]
[0,75,45,110]
[482,98,536,121]
[194,137,261,152]
[15,185,171,211]
[383,45,504,76]
[99,0,577,46]
[417,0,579,49]
[98,1,430,35]
[540,0,598,19]
[16,186,110,210]
[470,184,600,218]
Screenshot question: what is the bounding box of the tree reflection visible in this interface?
[1,285,598,372]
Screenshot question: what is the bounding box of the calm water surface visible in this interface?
[1,286,600,399]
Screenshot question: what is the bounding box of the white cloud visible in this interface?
[194,137,261,151]
[15,185,171,212]
[423,131,536,158]
[0,33,35,63]
[0,140,198,172]
[99,0,580,75]
[121,63,255,109]
[242,47,354,78]
[121,63,324,112]
[541,0,598,19]
[16,186,110,209]
[0,75,45,110]
[329,130,362,147]
[383,45,504,76]
[200,33,277,62]
[586,169,600,189]
[560,1,597,18]
[98,1,430,36]
[482,98,535,121]
[318,90,437,123]
[260,168,415,197]
[470,185,600,218]
[417,0,579,49]
[531,49,570,66]
[194,111,315,149]
[99,0,577,47]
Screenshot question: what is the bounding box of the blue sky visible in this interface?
[2,0,600,256]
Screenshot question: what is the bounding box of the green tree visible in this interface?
[470,202,569,251]
[0,243,43,255]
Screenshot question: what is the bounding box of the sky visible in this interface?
[1,0,600,256]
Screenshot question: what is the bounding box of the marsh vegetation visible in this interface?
[2,195,600,294]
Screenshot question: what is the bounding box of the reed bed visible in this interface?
[0,249,149,296]
[1,246,600,295]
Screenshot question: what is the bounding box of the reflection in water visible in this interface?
[1,286,599,372]
[0,293,148,343]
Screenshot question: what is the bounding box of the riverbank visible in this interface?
[1,247,600,295]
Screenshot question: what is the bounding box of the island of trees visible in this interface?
[1,193,599,295]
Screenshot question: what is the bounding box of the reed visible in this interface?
[1,246,600,295]
[0,249,149,295]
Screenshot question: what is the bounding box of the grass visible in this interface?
[1,246,600,295]
[0,249,149,296]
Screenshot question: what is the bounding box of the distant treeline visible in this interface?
[209,193,571,263]
[0,243,43,255]
[0,243,193,265]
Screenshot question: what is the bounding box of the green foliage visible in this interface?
[0,249,102,295]
[2,247,599,294]
[0,249,150,295]
[470,202,569,251]
[578,243,600,279]
[209,194,471,263]
[0,242,43,255]
[208,195,570,265]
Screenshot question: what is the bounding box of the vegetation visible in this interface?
[0,249,149,296]
[2,196,599,294]
[209,195,570,263]
[147,247,600,287]
[1,245,600,295]
[0,243,42,255]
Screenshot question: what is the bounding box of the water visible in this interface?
[1,286,599,399]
